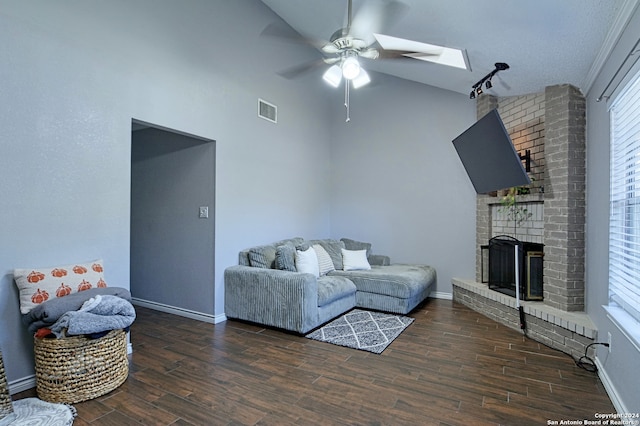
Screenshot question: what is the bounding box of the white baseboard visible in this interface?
[131,298,227,324]
[430,291,453,300]
[8,375,36,395]
[595,356,627,414]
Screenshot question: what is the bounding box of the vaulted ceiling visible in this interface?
[261,0,635,97]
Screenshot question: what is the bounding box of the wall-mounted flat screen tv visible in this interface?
[452,109,530,194]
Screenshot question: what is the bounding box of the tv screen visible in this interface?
[452,109,530,194]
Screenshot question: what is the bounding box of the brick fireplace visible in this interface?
[452,84,597,357]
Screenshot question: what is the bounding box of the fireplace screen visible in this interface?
[486,235,543,300]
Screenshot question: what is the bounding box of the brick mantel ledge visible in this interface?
[452,278,597,350]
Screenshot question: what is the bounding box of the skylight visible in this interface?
[373,33,469,70]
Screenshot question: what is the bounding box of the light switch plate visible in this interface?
[199,206,209,218]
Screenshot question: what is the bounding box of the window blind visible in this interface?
[609,69,640,325]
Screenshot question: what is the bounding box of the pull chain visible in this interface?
[344,80,351,122]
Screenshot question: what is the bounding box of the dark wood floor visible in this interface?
[15,299,614,425]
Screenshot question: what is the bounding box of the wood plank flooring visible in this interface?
[14,299,614,425]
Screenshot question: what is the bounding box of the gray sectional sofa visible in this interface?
[224,237,436,333]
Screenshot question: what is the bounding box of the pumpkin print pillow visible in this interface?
[14,259,108,314]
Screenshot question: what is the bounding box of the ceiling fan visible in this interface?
[263,0,470,121]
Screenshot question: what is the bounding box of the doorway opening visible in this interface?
[130,120,216,319]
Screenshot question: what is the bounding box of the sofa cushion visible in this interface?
[238,249,251,266]
[317,275,357,307]
[331,264,435,299]
[368,254,391,266]
[313,244,335,276]
[275,244,297,272]
[342,249,371,271]
[273,237,305,247]
[248,245,277,269]
[304,239,345,270]
[341,238,372,257]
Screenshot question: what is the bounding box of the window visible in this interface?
[609,68,640,339]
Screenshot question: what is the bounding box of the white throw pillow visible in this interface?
[295,247,319,277]
[312,244,335,276]
[341,249,371,271]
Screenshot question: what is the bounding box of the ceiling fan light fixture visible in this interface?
[352,68,371,89]
[341,56,361,80]
[323,64,343,87]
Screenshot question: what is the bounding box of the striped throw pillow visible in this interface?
[313,244,335,276]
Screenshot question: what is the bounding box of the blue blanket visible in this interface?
[22,287,131,334]
[50,295,136,338]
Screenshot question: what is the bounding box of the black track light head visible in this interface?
[469,61,509,100]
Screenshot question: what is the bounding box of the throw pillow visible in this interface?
[312,244,335,276]
[275,244,297,272]
[248,245,277,269]
[341,249,371,271]
[295,247,319,278]
[14,259,108,314]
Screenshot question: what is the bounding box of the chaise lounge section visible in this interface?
[224,237,436,333]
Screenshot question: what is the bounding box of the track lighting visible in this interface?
[469,62,509,99]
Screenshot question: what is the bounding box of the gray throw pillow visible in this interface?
[275,244,297,272]
[248,245,277,269]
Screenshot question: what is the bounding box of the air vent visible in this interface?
[258,98,277,123]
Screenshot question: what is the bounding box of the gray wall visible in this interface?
[329,77,477,295]
[131,128,215,315]
[0,0,478,389]
[586,5,640,412]
[0,0,333,385]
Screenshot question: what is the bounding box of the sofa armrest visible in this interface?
[368,254,390,266]
[224,265,319,334]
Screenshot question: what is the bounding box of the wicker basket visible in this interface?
[34,329,129,403]
[0,349,13,420]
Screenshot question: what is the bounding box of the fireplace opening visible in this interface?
[483,235,544,300]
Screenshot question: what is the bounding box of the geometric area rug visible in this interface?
[0,397,77,426]
[305,309,414,354]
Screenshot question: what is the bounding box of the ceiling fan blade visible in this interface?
[261,22,328,51]
[276,59,327,80]
[349,0,410,46]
